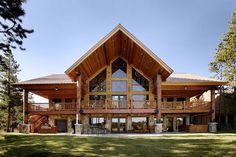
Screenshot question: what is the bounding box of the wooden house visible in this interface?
[15,25,225,133]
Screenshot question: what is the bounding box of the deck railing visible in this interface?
[161,101,211,110]
[29,101,211,112]
[29,102,76,112]
[29,103,49,111]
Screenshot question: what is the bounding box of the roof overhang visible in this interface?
[65,24,173,81]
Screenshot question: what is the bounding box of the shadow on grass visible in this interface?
[0,134,236,157]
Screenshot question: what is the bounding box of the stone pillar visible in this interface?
[155,123,163,133]
[148,115,155,126]
[74,124,83,134]
[163,116,167,130]
[126,116,132,132]
[186,115,190,125]
[211,89,216,122]
[105,117,111,133]
[173,116,177,132]
[156,74,162,120]
[208,122,218,132]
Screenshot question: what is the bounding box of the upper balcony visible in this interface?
[27,100,211,115]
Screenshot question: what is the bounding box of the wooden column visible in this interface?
[76,74,82,124]
[23,89,29,124]
[156,74,162,120]
[211,89,216,122]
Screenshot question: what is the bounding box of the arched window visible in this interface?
[112,58,127,78]
[132,68,149,92]
[89,69,106,92]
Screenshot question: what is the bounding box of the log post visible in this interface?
[156,74,162,120]
[76,73,82,124]
[23,89,29,124]
[211,88,216,122]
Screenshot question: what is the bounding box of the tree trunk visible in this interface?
[6,103,11,132]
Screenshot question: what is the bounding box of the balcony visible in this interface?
[28,101,211,115]
[28,103,77,115]
[161,101,211,113]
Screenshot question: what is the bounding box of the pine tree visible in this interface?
[0,0,33,53]
[0,50,22,132]
[209,11,236,92]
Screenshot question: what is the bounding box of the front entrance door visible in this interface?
[55,119,67,132]
[111,118,126,133]
[112,95,127,108]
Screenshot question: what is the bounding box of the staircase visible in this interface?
[28,115,48,132]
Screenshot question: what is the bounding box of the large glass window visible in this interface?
[89,69,106,92]
[132,117,148,132]
[112,58,127,78]
[89,95,106,100]
[90,117,104,126]
[132,95,149,108]
[132,68,149,92]
[112,80,127,92]
[89,95,106,108]
[132,95,149,101]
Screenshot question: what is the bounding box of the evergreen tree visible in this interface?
[0,50,22,132]
[209,11,236,92]
[0,0,33,53]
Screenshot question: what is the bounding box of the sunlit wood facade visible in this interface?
[15,25,225,133]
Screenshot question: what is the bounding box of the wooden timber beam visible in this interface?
[156,73,162,120]
[76,73,82,124]
[23,89,29,124]
[211,88,216,122]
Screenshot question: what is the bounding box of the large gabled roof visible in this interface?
[65,24,173,81]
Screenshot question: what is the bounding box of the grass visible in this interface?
[0,133,236,157]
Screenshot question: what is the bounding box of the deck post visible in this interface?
[23,89,29,124]
[22,89,30,133]
[211,88,216,122]
[156,73,162,120]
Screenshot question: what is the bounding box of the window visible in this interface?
[167,97,174,102]
[177,97,186,102]
[132,68,149,92]
[132,95,149,108]
[89,69,106,92]
[90,117,105,126]
[132,117,148,130]
[112,58,127,78]
[89,95,106,100]
[132,95,149,101]
[52,98,62,110]
[112,80,127,92]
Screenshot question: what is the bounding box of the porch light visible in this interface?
[55,87,59,91]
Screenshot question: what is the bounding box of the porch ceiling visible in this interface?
[15,84,76,99]
[65,24,173,81]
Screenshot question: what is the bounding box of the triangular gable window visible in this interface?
[112,58,127,78]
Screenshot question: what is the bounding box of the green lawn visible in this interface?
[0,133,236,157]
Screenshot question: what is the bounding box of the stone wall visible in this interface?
[48,115,75,133]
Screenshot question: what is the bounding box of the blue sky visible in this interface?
[15,0,236,81]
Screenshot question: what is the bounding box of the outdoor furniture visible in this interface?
[38,126,58,133]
